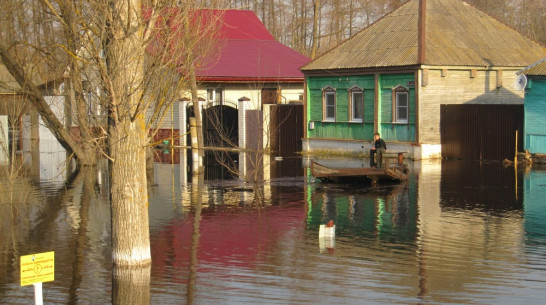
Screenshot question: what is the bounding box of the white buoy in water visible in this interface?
[318,224,335,238]
[319,220,335,252]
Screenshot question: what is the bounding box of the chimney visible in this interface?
[418,0,427,64]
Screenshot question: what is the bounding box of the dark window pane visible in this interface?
[398,107,408,121]
[325,92,335,119]
[353,92,363,119]
[327,93,335,106]
[397,92,408,106]
[396,92,409,122]
[326,105,335,118]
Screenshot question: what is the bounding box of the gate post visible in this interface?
[179,97,190,147]
[238,97,250,179]
[238,97,250,149]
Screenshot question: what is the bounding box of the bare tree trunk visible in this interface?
[109,118,150,266]
[189,67,204,157]
[106,0,150,267]
[57,1,96,162]
[69,59,97,165]
[310,0,320,59]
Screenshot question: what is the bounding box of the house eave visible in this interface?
[302,64,528,77]
[197,76,304,84]
[302,65,421,76]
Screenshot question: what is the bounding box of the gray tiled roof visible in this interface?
[302,0,546,71]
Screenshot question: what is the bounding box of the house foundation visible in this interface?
[302,138,442,160]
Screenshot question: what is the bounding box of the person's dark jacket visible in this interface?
[374,138,387,150]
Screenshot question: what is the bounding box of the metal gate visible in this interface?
[440,104,523,160]
[202,105,238,147]
[270,104,303,157]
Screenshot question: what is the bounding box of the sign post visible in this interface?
[20,251,55,305]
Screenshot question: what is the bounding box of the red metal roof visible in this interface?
[212,9,275,41]
[195,10,309,82]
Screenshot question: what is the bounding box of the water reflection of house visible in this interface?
[417,160,528,302]
[523,168,546,243]
[301,0,546,160]
[439,160,523,211]
[305,181,417,241]
[150,204,307,282]
[0,63,73,181]
[519,58,546,155]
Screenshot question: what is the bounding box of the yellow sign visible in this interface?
[20,251,54,286]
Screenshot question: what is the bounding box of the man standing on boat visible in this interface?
[370,132,386,167]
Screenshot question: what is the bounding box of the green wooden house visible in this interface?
[519,58,546,154]
[301,0,546,159]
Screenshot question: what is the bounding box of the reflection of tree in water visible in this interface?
[112,266,151,305]
[0,173,33,279]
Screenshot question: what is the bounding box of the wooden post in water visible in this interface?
[515,129,518,200]
[189,117,200,173]
[514,130,518,166]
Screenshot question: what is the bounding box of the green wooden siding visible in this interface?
[380,123,416,142]
[379,88,416,124]
[308,121,374,140]
[308,89,323,121]
[378,74,416,142]
[363,90,375,123]
[306,73,416,142]
[307,75,375,140]
[524,78,546,154]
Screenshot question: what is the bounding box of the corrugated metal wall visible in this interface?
[440,104,523,160]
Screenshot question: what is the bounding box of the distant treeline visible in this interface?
[228,0,546,59]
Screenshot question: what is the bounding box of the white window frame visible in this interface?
[323,87,336,122]
[207,87,223,106]
[393,86,409,124]
[348,86,364,122]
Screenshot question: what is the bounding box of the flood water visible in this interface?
[1,151,546,304]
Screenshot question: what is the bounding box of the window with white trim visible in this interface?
[323,87,336,121]
[207,87,223,106]
[348,86,363,122]
[393,86,409,123]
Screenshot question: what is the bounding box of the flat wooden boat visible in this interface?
[311,160,408,183]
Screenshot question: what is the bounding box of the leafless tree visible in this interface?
[0,0,226,268]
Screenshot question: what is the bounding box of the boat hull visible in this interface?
[311,161,408,184]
